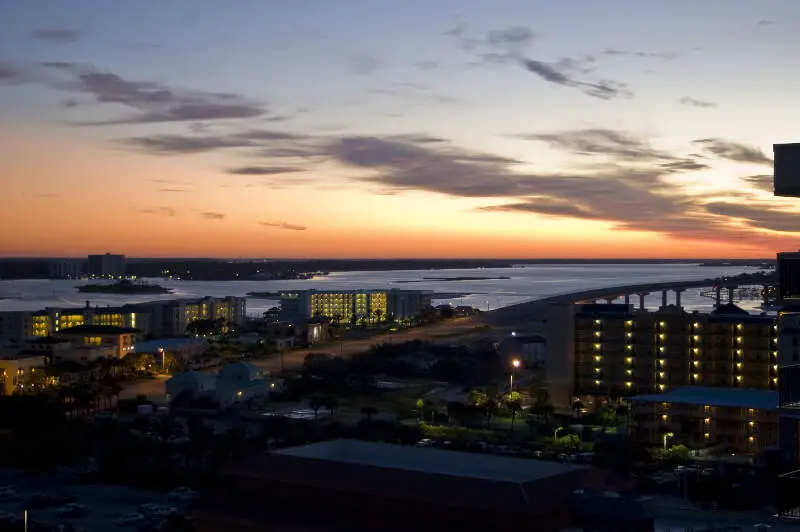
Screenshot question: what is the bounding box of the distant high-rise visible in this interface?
[87,253,126,278]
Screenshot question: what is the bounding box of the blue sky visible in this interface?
[1,0,799,258]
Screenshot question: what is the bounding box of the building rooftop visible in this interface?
[135,337,206,353]
[630,386,778,410]
[274,439,587,483]
[58,325,139,335]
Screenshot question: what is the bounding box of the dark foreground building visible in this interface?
[194,439,610,532]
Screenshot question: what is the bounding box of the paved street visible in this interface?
[120,317,486,402]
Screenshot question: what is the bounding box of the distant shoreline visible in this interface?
[393,276,511,283]
[246,290,471,300]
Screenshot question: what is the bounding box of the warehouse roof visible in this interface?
[273,439,586,483]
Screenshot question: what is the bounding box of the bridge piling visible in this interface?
[674,289,685,308]
[661,290,668,308]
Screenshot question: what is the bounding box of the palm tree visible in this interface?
[322,396,339,418]
[503,392,523,431]
[360,406,378,422]
[373,309,383,325]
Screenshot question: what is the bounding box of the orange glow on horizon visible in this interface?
[0,125,788,259]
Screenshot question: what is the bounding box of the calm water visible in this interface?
[0,264,764,316]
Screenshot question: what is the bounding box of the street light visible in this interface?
[509,359,521,392]
[158,347,165,371]
[553,426,563,442]
[663,431,674,450]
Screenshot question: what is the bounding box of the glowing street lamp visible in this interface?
[158,347,165,370]
[509,359,521,391]
[663,431,674,450]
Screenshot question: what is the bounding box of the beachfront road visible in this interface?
[119,317,483,402]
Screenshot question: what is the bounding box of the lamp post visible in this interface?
[509,359,521,392]
[158,347,165,371]
[553,426,563,442]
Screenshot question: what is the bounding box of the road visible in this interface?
[119,317,485,402]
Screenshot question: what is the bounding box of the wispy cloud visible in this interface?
[140,206,176,217]
[741,174,773,193]
[603,48,680,60]
[227,166,303,175]
[199,211,225,220]
[692,138,773,165]
[31,28,83,43]
[120,129,307,155]
[520,58,632,100]
[678,96,717,108]
[34,62,267,124]
[157,188,187,193]
[258,221,307,231]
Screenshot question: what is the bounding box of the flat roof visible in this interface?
[273,439,587,483]
[58,325,139,334]
[630,386,777,410]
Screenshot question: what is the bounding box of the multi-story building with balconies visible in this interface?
[629,386,779,455]
[570,302,777,402]
[279,289,428,324]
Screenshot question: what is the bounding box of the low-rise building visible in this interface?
[630,386,779,455]
[0,354,47,395]
[56,325,138,359]
[166,362,284,408]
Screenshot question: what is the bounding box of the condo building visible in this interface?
[279,289,432,323]
[546,301,778,411]
[630,386,779,455]
[0,296,246,345]
[87,253,126,278]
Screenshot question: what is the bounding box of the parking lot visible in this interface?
[0,472,196,531]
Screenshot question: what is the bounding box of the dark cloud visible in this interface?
[140,207,176,217]
[514,129,674,162]
[158,188,187,193]
[120,129,307,155]
[603,48,680,60]
[758,20,776,26]
[741,174,773,193]
[227,166,303,175]
[199,211,225,220]
[258,221,307,231]
[520,58,632,100]
[0,62,39,84]
[31,28,83,43]
[348,55,383,75]
[322,135,782,244]
[704,202,800,233]
[692,138,773,165]
[678,96,717,109]
[39,63,266,124]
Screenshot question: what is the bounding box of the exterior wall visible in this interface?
[57,331,136,359]
[87,253,126,278]
[631,399,779,454]
[544,303,576,411]
[574,304,777,399]
[0,356,47,395]
[53,345,117,364]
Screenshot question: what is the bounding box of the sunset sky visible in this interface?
[1,0,799,259]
